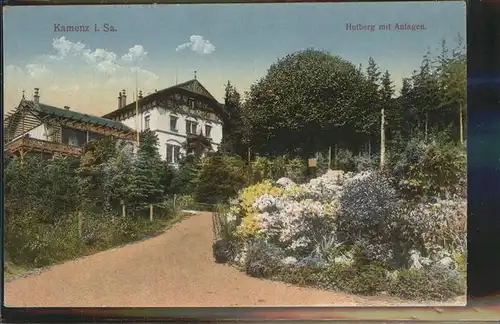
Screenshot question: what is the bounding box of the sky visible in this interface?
[3,2,466,117]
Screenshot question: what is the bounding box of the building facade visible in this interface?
[4,89,135,158]
[102,79,224,164]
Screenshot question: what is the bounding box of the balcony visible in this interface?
[5,137,83,157]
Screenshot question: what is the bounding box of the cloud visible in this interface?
[121,45,148,62]
[176,35,216,55]
[131,66,160,86]
[50,37,86,60]
[4,37,164,114]
[49,84,80,92]
[26,64,50,78]
[5,63,50,79]
[48,37,119,73]
[5,64,24,76]
[82,48,118,73]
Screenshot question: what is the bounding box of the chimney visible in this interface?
[64,106,70,110]
[121,89,127,107]
[118,91,123,109]
[33,88,40,104]
[139,90,143,99]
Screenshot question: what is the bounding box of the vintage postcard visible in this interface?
[3,2,466,307]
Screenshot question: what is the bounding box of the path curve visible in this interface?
[4,212,464,307]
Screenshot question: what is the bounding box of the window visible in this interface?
[205,125,212,138]
[144,115,150,130]
[166,144,181,164]
[189,98,195,109]
[170,116,178,131]
[186,120,198,135]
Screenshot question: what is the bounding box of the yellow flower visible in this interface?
[234,181,283,238]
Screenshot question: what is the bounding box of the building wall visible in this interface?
[27,123,48,141]
[119,105,223,163]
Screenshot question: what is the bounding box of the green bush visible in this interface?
[388,266,465,301]
[5,213,81,268]
[388,134,466,200]
[5,155,80,225]
[279,265,323,286]
[334,148,355,171]
[354,152,378,172]
[212,239,239,264]
[317,262,387,295]
[245,240,285,278]
[338,172,400,243]
[192,154,247,204]
[251,155,307,183]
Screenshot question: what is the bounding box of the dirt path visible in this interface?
[4,212,465,307]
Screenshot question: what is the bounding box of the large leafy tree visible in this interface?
[243,49,366,157]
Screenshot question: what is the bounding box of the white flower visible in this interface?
[280,256,298,265]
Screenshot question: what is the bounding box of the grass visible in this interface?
[4,211,192,282]
[4,262,28,281]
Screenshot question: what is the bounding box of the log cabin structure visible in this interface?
[102,78,224,164]
[4,88,136,158]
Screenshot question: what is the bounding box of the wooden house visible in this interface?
[4,88,135,158]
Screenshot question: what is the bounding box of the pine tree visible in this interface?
[130,130,164,210]
[379,70,395,170]
[364,57,382,155]
[221,81,245,157]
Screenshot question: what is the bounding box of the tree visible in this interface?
[129,130,165,210]
[379,70,395,170]
[6,154,80,225]
[182,133,213,157]
[434,35,467,144]
[221,81,247,157]
[101,140,135,213]
[243,48,367,157]
[410,56,441,141]
[169,154,200,196]
[78,136,120,212]
[363,57,382,151]
[193,154,247,204]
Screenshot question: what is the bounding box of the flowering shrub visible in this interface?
[402,199,467,253]
[338,172,400,242]
[244,240,285,278]
[235,181,283,237]
[215,168,466,301]
[389,136,467,200]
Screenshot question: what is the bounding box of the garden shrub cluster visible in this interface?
[213,163,466,301]
[4,131,187,272]
[388,134,467,201]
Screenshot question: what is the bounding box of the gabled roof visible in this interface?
[103,79,221,118]
[21,100,134,132]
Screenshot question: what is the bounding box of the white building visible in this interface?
[102,79,224,164]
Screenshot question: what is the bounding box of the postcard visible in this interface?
[3,2,466,307]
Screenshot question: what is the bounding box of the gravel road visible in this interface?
[4,212,465,307]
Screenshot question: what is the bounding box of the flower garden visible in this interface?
[212,169,466,302]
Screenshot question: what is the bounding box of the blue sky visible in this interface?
[3,2,466,116]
